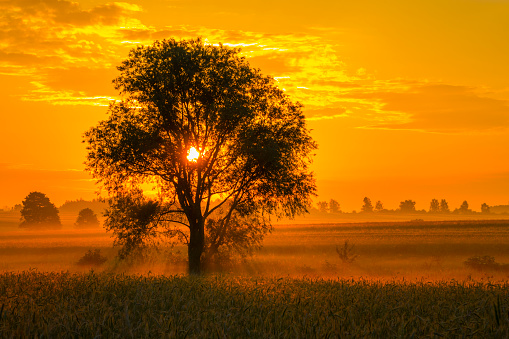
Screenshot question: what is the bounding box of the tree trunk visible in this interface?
[188,218,205,275]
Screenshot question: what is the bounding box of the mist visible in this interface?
[2,201,509,282]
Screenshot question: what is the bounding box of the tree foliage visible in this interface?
[440,199,450,213]
[19,191,61,228]
[329,199,341,214]
[317,201,328,213]
[481,203,490,214]
[361,197,373,213]
[84,38,316,274]
[399,200,416,213]
[456,200,472,214]
[75,208,100,228]
[429,199,440,213]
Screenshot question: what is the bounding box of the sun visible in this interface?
[186,146,199,162]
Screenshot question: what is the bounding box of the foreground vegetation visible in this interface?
[1,271,509,337]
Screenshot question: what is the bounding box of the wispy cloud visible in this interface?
[357,84,509,133]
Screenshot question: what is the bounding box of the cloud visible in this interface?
[1,1,507,135]
[305,108,349,121]
[361,84,509,133]
[1,1,141,27]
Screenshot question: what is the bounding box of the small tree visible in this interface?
[481,203,490,214]
[329,199,341,214]
[456,200,472,214]
[19,191,61,228]
[336,240,358,264]
[429,199,440,213]
[361,197,373,213]
[317,201,328,213]
[440,199,450,213]
[399,200,416,213]
[75,208,100,228]
[375,200,384,212]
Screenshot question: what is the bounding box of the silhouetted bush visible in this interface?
[336,240,358,264]
[464,255,499,271]
[77,249,107,266]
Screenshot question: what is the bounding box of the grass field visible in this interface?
[1,271,509,337]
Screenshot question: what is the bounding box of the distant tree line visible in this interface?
[8,191,509,230]
[16,191,102,229]
[313,197,498,215]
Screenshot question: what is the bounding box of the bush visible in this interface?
[336,240,358,264]
[464,255,499,271]
[77,249,107,266]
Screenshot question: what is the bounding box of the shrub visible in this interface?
[464,255,499,271]
[77,249,107,266]
[336,240,358,264]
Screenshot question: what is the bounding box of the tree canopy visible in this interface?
[19,191,61,228]
[399,200,416,213]
[84,38,317,274]
[75,208,100,228]
[361,197,373,213]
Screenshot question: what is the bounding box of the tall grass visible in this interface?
[1,271,508,337]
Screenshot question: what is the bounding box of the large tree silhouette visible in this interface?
[84,39,316,274]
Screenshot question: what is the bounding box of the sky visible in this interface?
[0,0,508,212]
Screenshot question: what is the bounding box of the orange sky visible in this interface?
[0,0,508,212]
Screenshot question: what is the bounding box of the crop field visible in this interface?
[1,271,509,337]
[2,214,509,336]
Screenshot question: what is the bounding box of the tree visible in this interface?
[481,203,490,214]
[19,191,61,228]
[456,200,472,214]
[75,208,100,228]
[399,200,416,213]
[375,200,384,212]
[317,201,328,213]
[329,199,341,214]
[440,199,450,213]
[429,199,440,213]
[361,197,373,213]
[84,39,317,274]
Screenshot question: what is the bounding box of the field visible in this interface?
[1,271,509,337]
[2,213,509,336]
[2,212,509,280]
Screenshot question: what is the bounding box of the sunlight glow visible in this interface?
[187,147,199,162]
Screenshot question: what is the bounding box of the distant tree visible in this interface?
[440,199,450,213]
[317,201,329,213]
[19,191,61,228]
[361,197,373,213]
[375,200,384,212]
[329,199,341,214]
[399,200,416,213]
[429,199,440,213]
[481,203,490,214]
[456,200,472,214]
[75,208,100,228]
